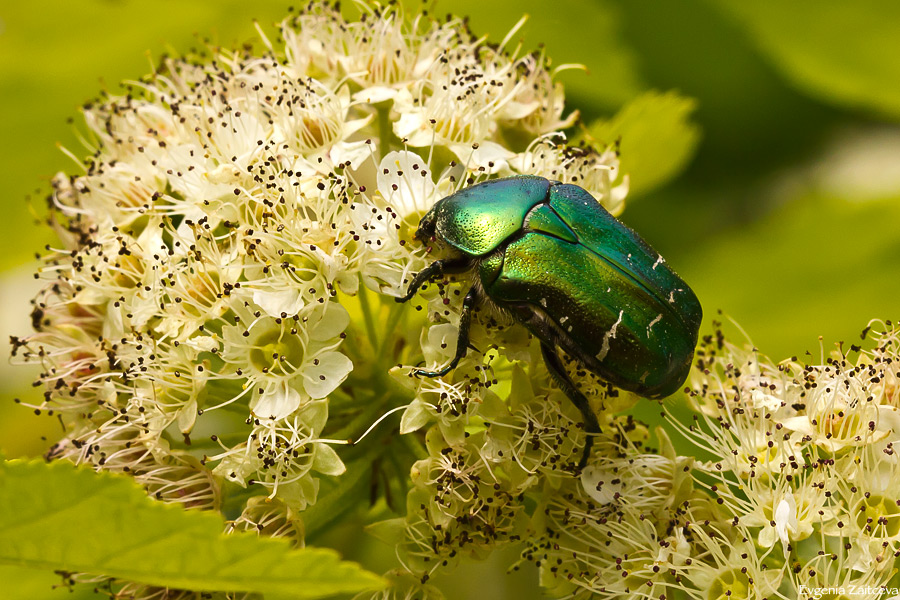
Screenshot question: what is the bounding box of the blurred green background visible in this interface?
[2,0,900,598]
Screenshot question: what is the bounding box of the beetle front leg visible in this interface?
[540,342,600,471]
[396,257,470,303]
[412,285,479,378]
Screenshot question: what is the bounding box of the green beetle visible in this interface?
[397,175,702,468]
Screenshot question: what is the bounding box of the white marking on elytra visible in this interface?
[559,315,569,324]
[595,309,624,362]
[652,255,665,270]
[647,313,663,338]
[539,297,548,308]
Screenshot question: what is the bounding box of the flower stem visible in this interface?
[378,300,407,356]
[357,274,379,350]
[377,103,393,156]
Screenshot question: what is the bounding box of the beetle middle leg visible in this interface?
[411,286,480,378]
[540,342,600,470]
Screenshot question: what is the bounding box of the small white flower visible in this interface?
[221,301,351,419]
[580,453,692,511]
[376,150,442,220]
[772,495,799,546]
[513,136,628,215]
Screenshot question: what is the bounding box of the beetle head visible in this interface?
[414,206,438,243]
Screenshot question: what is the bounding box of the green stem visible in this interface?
[327,391,393,442]
[377,104,393,156]
[357,275,379,351]
[378,300,407,357]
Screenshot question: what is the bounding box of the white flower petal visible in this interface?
[757,525,776,549]
[335,271,359,295]
[212,446,256,487]
[176,398,198,433]
[183,335,220,353]
[342,113,375,137]
[394,110,424,141]
[103,300,126,340]
[277,478,320,511]
[773,496,797,546]
[126,292,157,329]
[470,141,515,174]
[400,398,431,434]
[352,86,398,104]
[312,442,346,476]
[501,100,540,120]
[330,139,373,170]
[377,150,437,217]
[253,288,305,318]
[580,465,622,505]
[251,382,303,420]
[303,351,353,398]
[308,303,350,341]
[302,400,330,434]
[480,435,513,463]
[423,323,459,364]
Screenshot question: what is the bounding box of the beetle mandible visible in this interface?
[397,175,702,468]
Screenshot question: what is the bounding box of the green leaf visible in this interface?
[584,91,701,196]
[0,564,107,600]
[0,459,384,598]
[652,186,900,360]
[302,456,374,540]
[364,519,408,547]
[710,0,900,120]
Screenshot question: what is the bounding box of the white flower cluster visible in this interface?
[512,322,900,600]
[12,3,634,598]
[676,321,900,599]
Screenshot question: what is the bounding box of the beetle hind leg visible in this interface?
[540,342,600,471]
[412,286,480,378]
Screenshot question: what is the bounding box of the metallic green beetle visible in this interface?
[397,175,702,468]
